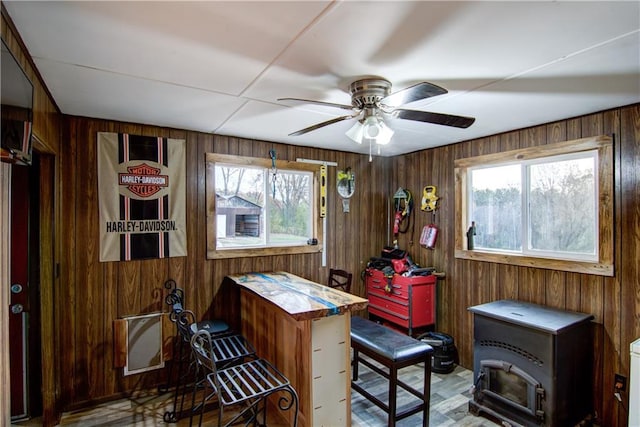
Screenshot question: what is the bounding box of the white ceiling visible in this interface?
[4,1,639,157]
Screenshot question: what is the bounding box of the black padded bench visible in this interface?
[350,316,433,427]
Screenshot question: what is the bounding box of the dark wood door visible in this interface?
[9,164,30,419]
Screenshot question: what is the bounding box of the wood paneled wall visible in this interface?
[390,104,640,427]
[57,116,390,409]
[55,106,640,427]
[59,105,639,427]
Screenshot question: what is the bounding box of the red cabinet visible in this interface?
[365,268,436,335]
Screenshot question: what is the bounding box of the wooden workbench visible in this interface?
[224,271,368,427]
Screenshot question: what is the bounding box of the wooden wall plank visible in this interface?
[544,269,565,309]
[36,153,57,422]
[435,145,453,332]
[58,118,77,408]
[546,120,567,143]
[598,108,622,425]
[619,105,640,425]
[519,267,546,305]
[498,264,518,301]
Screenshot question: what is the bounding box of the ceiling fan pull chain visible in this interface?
[269,148,277,198]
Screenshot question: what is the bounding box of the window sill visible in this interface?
[208,244,323,260]
[454,249,613,276]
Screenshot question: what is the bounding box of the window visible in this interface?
[469,151,597,259]
[455,136,613,276]
[206,153,322,259]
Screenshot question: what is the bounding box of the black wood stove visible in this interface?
[468,300,593,426]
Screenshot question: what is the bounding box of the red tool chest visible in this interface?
[365,267,436,336]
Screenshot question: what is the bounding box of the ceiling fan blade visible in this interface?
[278,97,354,111]
[382,82,448,107]
[288,114,357,136]
[395,108,475,129]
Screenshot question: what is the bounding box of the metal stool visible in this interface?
[190,329,299,427]
[162,279,233,423]
[166,310,256,423]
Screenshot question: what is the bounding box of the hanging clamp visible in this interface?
[269,148,277,198]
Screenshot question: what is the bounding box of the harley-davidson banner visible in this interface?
[97,132,187,261]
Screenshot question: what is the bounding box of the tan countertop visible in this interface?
[226,271,368,321]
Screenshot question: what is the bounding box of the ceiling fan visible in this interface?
[278,77,476,146]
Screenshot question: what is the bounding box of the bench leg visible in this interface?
[352,348,360,381]
[423,354,431,427]
[388,365,397,427]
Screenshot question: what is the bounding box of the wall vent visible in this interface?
[114,312,164,376]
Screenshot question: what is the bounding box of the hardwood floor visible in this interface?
[13,360,498,426]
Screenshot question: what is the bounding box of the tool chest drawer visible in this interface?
[365,268,436,335]
[367,294,410,328]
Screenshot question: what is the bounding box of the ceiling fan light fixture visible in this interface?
[345,120,365,144]
[363,116,394,145]
[346,115,394,145]
[377,120,394,145]
[362,115,381,138]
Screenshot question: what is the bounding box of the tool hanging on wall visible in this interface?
[419,185,440,249]
[421,185,439,212]
[336,168,355,198]
[297,157,338,267]
[320,164,327,218]
[337,167,355,213]
[392,187,414,248]
[420,221,439,249]
[269,148,277,198]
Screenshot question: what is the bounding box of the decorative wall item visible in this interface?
[97,132,186,261]
[337,167,355,212]
[336,168,355,199]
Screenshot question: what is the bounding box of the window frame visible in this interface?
[454,135,613,276]
[206,153,323,260]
